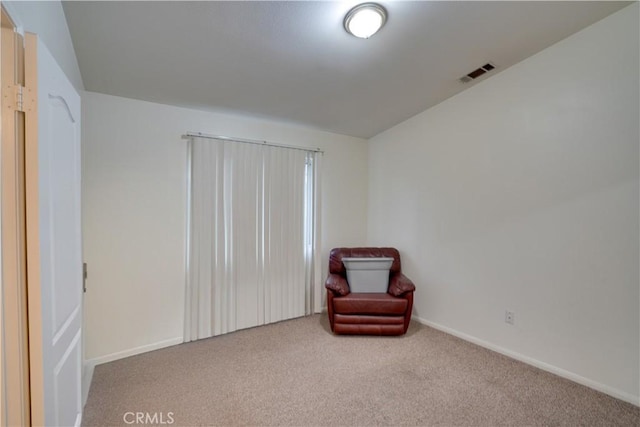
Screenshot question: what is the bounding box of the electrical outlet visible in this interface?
[505,310,515,325]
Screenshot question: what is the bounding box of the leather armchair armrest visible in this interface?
[325,274,350,296]
[388,273,415,297]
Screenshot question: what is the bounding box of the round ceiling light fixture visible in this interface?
[344,3,387,39]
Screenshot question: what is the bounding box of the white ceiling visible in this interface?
[63,1,630,138]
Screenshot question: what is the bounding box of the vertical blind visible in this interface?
[184,136,320,341]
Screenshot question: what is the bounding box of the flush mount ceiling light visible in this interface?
[344,3,387,39]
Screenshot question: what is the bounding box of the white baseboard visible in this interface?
[413,316,639,407]
[85,337,183,368]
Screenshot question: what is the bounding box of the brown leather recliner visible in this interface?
[325,247,415,336]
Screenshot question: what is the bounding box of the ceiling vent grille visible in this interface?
[460,63,496,83]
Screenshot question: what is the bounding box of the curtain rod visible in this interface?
[182,132,323,154]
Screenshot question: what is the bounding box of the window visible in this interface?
[184,135,321,341]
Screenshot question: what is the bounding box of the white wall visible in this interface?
[82,92,368,361]
[368,4,639,403]
[4,0,83,91]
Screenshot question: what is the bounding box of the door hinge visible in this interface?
[83,262,88,293]
[2,84,34,112]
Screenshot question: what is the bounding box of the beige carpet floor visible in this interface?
[83,315,639,426]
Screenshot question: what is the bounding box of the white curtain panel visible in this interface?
[185,136,319,341]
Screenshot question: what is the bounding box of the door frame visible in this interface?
[25,29,44,427]
[1,6,31,426]
[1,5,43,425]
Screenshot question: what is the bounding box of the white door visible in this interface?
[27,34,83,427]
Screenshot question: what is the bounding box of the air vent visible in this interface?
[460,62,496,83]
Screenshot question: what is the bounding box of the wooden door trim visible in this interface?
[25,31,44,427]
[1,8,31,426]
